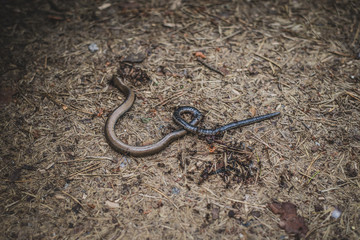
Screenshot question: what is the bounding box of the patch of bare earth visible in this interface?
[1,0,359,239]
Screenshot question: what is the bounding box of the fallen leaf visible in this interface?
[268,202,308,238]
[249,106,256,117]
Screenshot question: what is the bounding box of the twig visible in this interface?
[345,91,360,102]
[205,29,243,44]
[298,171,311,179]
[41,203,54,210]
[351,23,360,46]
[254,53,282,69]
[44,92,94,115]
[196,58,224,76]
[78,173,136,178]
[246,37,267,67]
[304,154,321,176]
[199,9,232,24]
[61,190,85,209]
[57,156,116,163]
[155,90,188,107]
[68,163,101,178]
[170,22,196,35]
[145,184,178,209]
[328,51,353,58]
[225,197,266,208]
[305,221,337,239]
[251,133,285,158]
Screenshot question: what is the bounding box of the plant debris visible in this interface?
[117,62,151,86]
[122,52,147,63]
[268,202,309,238]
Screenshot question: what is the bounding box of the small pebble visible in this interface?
[311,145,320,152]
[331,208,341,219]
[88,43,99,53]
[171,187,180,195]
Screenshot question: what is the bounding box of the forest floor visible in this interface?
[1,0,359,239]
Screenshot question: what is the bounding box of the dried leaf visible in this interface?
[268,202,308,237]
[249,106,256,117]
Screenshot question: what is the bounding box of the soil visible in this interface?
[1,0,359,239]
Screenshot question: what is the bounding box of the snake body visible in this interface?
[173,107,280,136]
[105,77,202,157]
[105,77,280,156]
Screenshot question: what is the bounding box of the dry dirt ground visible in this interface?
[1,0,360,239]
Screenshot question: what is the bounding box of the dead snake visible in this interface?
[105,77,280,157]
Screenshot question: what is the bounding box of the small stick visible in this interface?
[196,58,224,76]
[251,133,285,158]
[145,184,178,209]
[78,174,130,177]
[304,154,321,176]
[254,53,282,69]
[68,163,100,178]
[170,22,196,35]
[44,93,94,115]
[246,37,267,67]
[57,156,116,163]
[346,91,360,102]
[206,29,243,44]
[155,91,187,107]
[225,197,266,208]
[328,51,353,58]
[61,190,85,209]
[351,23,360,46]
